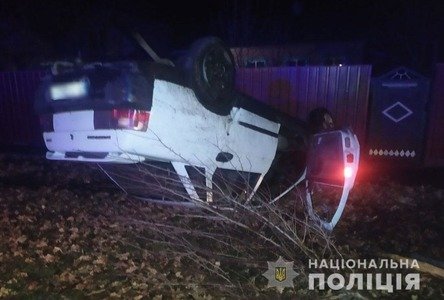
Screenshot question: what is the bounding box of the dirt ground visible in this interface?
[0,151,442,299]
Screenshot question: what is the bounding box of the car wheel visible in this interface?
[308,107,335,134]
[184,36,235,115]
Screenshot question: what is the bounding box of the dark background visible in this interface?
[1,0,444,74]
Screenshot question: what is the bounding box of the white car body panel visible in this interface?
[53,110,94,131]
[44,79,280,175]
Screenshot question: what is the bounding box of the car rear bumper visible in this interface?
[43,129,151,163]
[46,150,145,163]
[44,130,122,152]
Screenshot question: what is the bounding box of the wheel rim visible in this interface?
[202,48,233,97]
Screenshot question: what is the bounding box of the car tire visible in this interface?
[308,107,335,134]
[183,36,235,115]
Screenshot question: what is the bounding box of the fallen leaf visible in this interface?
[59,271,76,283]
[36,240,48,248]
[117,252,130,261]
[17,235,27,244]
[126,265,137,274]
[13,251,23,257]
[27,281,38,291]
[77,255,91,262]
[42,253,55,263]
[93,255,107,266]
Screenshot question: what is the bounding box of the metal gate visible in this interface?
[366,67,430,163]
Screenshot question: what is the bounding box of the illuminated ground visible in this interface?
[0,152,442,299]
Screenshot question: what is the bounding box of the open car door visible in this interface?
[305,128,360,230]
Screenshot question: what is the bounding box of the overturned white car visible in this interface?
[35,37,359,230]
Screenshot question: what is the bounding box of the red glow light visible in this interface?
[111,109,149,131]
[344,166,353,178]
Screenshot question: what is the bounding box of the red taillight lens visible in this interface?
[39,114,54,132]
[112,109,149,131]
[94,109,149,131]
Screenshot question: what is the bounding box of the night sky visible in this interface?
[1,0,444,73]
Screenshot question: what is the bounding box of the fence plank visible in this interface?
[425,64,444,166]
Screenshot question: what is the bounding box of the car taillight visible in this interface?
[39,114,54,132]
[344,166,353,178]
[94,109,150,131]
